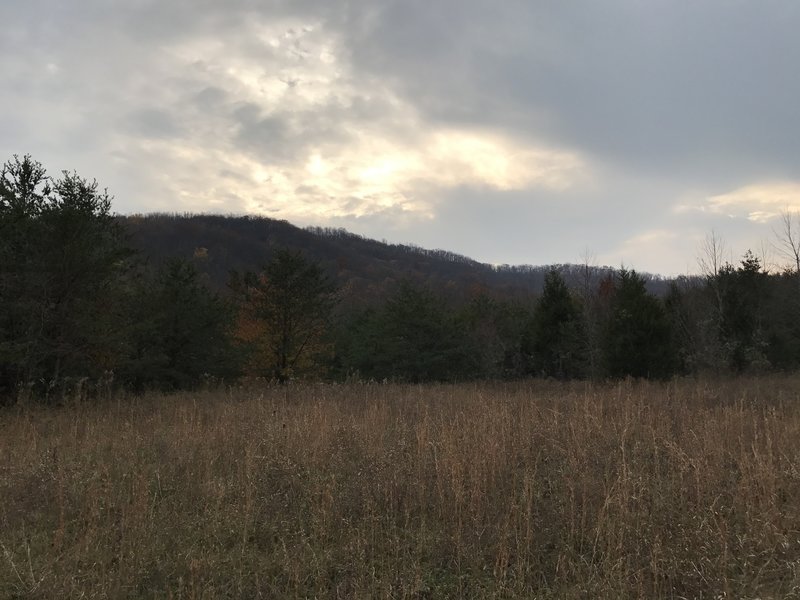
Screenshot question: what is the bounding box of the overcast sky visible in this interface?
[3,1,800,275]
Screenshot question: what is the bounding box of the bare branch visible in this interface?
[757,238,774,274]
[772,208,800,274]
[697,230,726,279]
[577,246,597,299]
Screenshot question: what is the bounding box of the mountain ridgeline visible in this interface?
[120,212,673,305]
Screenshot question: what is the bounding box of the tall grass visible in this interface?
[3,377,800,598]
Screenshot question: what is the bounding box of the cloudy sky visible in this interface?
[3,1,800,275]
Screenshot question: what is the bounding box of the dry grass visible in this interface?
[3,377,800,598]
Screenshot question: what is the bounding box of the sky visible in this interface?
[3,1,800,276]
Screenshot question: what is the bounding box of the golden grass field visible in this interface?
[3,377,800,599]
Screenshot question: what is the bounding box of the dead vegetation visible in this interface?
[3,377,800,598]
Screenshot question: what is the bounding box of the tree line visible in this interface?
[2,155,799,403]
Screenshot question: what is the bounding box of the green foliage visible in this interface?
[119,259,239,391]
[763,271,800,370]
[663,281,694,374]
[715,252,770,372]
[0,155,132,401]
[523,269,587,379]
[603,269,676,379]
[339,282,478,382]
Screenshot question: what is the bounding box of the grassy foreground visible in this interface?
[3,378,800,599]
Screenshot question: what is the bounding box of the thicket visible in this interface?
[3,155,800,402]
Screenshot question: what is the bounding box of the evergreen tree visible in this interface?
[603,269,676,379]
[523,269,587,378]
[340,282,477,382]
[716,251,769,372]
[764,270,800,370]
[120,259,239,391]
[664,280,693,374]
[0,155,132,401]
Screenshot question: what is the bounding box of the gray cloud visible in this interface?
[344,1,800,182]
[2,0,799,274]
[124,108,183,139]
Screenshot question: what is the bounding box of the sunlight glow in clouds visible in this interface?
[707,182,800,223]
[145,21,586,223]
[599,229,690,276]
[242,128,583,220]
[166,22,344,110]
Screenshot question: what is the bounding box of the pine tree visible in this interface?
[120,259,238,391]
[339,282,477,382]
[603,269,676,379]
[716,251,769,372]
[524,269,587,379]
[0,155,132,401]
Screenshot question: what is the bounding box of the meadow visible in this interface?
[3,377,800,599]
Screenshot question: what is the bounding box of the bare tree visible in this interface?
[756,238,774,275]
[576,247,603,378]
[772,209,800,274]
[577,247,598,298]
[696,231,728,362]
[697,230,727,279]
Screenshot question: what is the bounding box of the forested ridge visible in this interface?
[3,155,800,402]
[120,212,674,302]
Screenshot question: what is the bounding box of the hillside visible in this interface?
[120,213,673,304]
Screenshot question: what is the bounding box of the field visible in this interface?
[3,378,800,599]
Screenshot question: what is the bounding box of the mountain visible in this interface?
[119,213,674,305]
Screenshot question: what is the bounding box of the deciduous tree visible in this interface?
[232,249,336,382]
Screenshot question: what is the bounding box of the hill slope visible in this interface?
[120,213,672,304]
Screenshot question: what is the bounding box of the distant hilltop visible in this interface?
[119,213,676,305]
